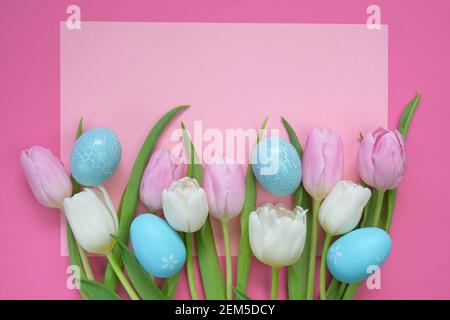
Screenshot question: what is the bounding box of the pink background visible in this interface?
[1,0,450,300]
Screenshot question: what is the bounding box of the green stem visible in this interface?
[360,206,369,227]
[106,251,139,300]
[336,282,347,299]
[77,243,95,281]
[325,277,339,299]
[271,267,280,300]
[222,219,233,300]
[372,190,386,227]
[185,233,200,300]
[385,189,397,232]
[63,208,94,282]
[306,199,321,300]
[320,234,332,300]
[342,282,359,300]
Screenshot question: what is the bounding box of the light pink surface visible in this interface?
[60,22,387,259]
[1,0,450,300]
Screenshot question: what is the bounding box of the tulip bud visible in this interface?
[249,204,307,267]
[302,128,344,201]
[357,128,406,190]
[140,149,186,211]
[20,146,72,209]
[162,177,208,233]
[63,186,118,254]
[203,156,245,221]
[319,181,371,235]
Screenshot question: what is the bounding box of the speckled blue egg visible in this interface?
[130,213,186,278]
[70,128,121,186]
[327,227,392,283]
[251,137,302,196]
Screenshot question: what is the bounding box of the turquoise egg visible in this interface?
[327,227,392,283]
[251,137,302,196]
[130,213,186,278]
[70,128,121,186]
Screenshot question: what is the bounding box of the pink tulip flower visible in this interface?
[20,146,72,209]
[357,127,406,190]
[203,156,245,221]
[302,128,344,201]
[139,149,186,211]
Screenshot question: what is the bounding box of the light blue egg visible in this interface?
[327,227,392,283]
[251,137,302,196]
[130,213,186,278]
[70,128,121,186]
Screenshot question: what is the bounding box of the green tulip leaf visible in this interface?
[113,236,165,300]
[67,227,89,300]
[80,279,122,300]
[281,116,312,300]
[235,164,257,294]
[67,117,90,300]
[236,117,268,293]
[103,105,189,290]
[233,288,252,300]
[281,117,303,157]
[359,183,375,227]
[179,122,226,299]
[325,278,340,300]
[398,92,421,139]
[161,271,181,299]
[181,122,205,184]
[195,217,225,299]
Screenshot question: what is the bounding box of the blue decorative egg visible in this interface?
[327,227,392,283]
[251,137,302,196]
[70,128,121,186]
[130,213,186,278]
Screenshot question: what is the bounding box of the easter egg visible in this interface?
[251,137,302,196]
[130,213,186,278]
[327,227,392,283]
[70,128,121,186]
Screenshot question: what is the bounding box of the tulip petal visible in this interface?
[20,150,54,207]
[31,146,72,206]
[249,213,264,260]
[303,128,343,200]
[64,190,116,255]
[358,128,406,190]
[249,204,307,267]
[319,181,372,236]
[186,189,209,232]
[140,149,187,211]
[94,185,119,234]
[20,146,72,208]
[162,190,190,232]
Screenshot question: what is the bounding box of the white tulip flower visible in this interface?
[162,177,209,233]
[249,203,307,268]
[64,186,140,299]
[63,185,118,255]
[319,180,371,236]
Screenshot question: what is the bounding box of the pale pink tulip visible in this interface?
[302,128,344,200]
[139,149,186,211]
[20,146,72,209]
[357,127,406,190]
[203,156,245,220]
